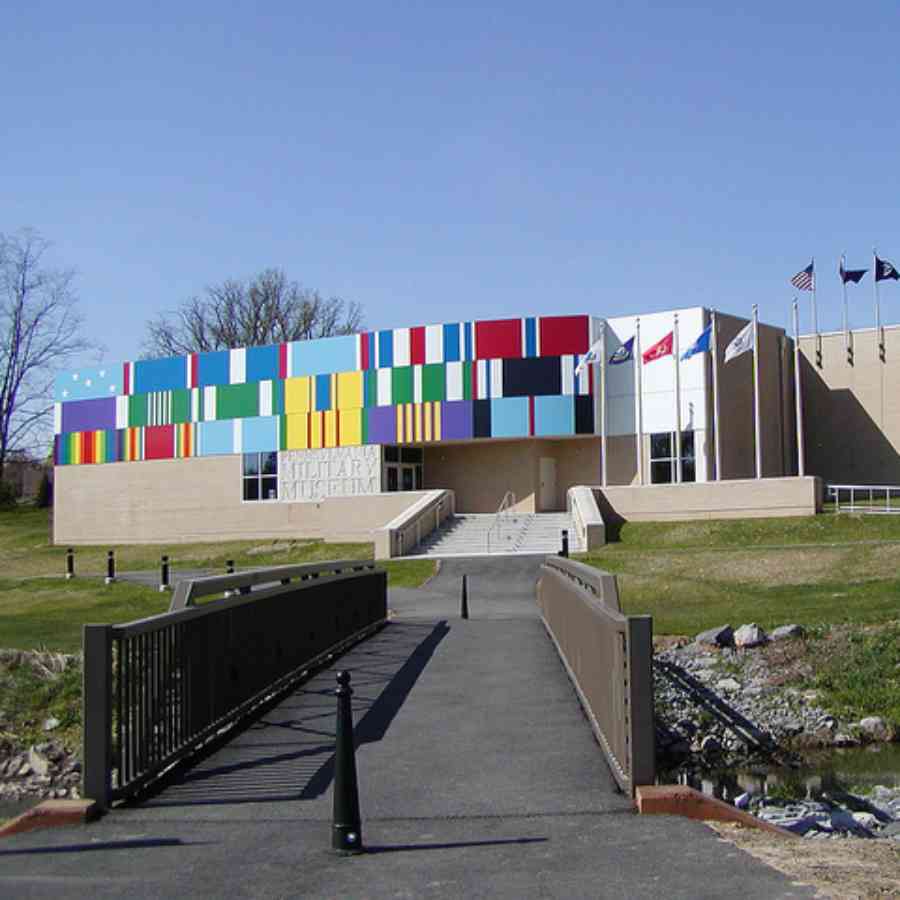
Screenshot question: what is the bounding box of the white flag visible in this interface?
[724,322,753,363]
[574,338,603,378]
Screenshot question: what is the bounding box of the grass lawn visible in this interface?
[578,514,900,635]
[0,506,435,652]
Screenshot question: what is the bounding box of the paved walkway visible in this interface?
[0,557,813,898]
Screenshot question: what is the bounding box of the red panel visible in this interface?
[81,432,94,465]
[145,425,175,460]
[410,326,426,365]
[475,318,522,360]
[360,334,370,370]
[539,315,589,356]
[278,344,288,379]
[123,362,131,396]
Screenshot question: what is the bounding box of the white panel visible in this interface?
[561,355,575,395]
[377,368,392,406]
[191,388,200,421]
[259,380,273,416]
[185,356,192,388]
[413,365,423,403]
[229,348,246,384]
[53,402,62,435]
[425,324,443,363]
[203,386,217,421]
[476,360,488,400]
[490,359,503,398]
[115,396,128,430]
[126,362,135,395]
[393,328,411,367]
[445,362,463,401]
[233,419,242,454]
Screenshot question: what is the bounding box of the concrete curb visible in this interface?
[0,799,99,838]
[636,785,796,838]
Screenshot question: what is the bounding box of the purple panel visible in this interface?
[60,397,117,434]
[441,400,473,440]
[366,405,396,444]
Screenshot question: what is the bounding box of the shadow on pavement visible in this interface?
[0,838,199,856]
[363,836,548,854]
[135,620,449,808]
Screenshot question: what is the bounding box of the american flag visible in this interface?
[790,260,815,292]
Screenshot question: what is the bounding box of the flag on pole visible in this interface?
[724,322,753,363]
[642,332,673,364]
[609,336,634,365]
[574,338,602,378]
[790,260,815,291]
[681,324,712,360]
[875,255,900,281]
[839,257,866,284]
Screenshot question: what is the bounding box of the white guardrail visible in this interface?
[827,484,900,515]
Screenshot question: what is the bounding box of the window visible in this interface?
[383,445,424,493]
[243,452,278,501]
[650,431,696,484]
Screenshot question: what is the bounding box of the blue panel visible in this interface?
[197,351,230,387]
[54,363,127,402]
[443,323,460,362]
[198,419,234,456]
[525,318,537,358]
[377,330,393,368]
[490,397,529,438]
[246,345,280,382]
[534,395,574,437]
[315,373,331,411]
[242,416,279,453]
[291,334,357,377]
[464,322,473,361]
[134,357,185,394]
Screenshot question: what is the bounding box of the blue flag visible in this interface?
[681,325,711,361]
[609,336,634,365]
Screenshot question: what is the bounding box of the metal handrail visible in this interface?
[827,483,900,515]
[486,491,516,554]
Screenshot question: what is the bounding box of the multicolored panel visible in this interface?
[394,402,442,443]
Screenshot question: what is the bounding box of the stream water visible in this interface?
[663,743,900,803]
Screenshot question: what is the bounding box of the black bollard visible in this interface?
[65,548,75,580]
[461,574,469,619]
[332,671,363,853]
[159,555,170,592]
[561,529,569,558]
[224,559,235,597]
[105,550,116,585]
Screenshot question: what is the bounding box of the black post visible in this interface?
[461,574,469,619]
[561,529,569,558]
[105,550,116,585]
[65,547,75,580]
[224,559,235,597]
[332,671,363,853]
[159,555,170,592]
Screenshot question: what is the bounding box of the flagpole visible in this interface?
[874,247,881,360]
[711,309,722,481]
[792,298,805,477]
[674,313,682,483]
[600,321,608,488]
[841,253,850,362]
[635,317,644,486]
[752,304,762,479]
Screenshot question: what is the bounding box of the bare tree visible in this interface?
[143,269,364,357]
[0,229,92,481]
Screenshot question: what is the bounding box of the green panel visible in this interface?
[272,379,285,415]
[364,369,377,408]
[171,388,191,424]
[422,364,445,402]
[216,382,259,420]
[280,414,288,450]
[129,394,148,427]
[391,366,413,404]
[463,362,473,401]
[362,406,369,443]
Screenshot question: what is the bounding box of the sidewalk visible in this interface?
[0,557,814,898]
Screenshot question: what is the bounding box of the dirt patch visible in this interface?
[708,821,900,899]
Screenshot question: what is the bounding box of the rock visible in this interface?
[858,717,893,741]
[834,732,859,747]
[734,792,751,810]
[696,625,734,647]
[734,623,768,648]
[771,624,805,641]
[852,812,878,829]
[43,717,60,732]
[882,821,900,837]
[716,678,741,693]
[27,746,50,778]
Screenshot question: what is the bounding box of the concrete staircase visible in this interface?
[408,512,582,557]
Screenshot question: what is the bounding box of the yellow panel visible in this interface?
[405,404,413,442]
[309,411,323,449]
[285,413,309,450]
[336,370,363,410]
[424,402,432,442]
[284,377,311,414]
[433,401,441,441]
[324,410,337,448]
[414,403,422,442]
[339,409,362,446]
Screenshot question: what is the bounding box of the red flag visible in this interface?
[642,331,673,364]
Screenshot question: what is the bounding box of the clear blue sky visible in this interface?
[5,1,900,362]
